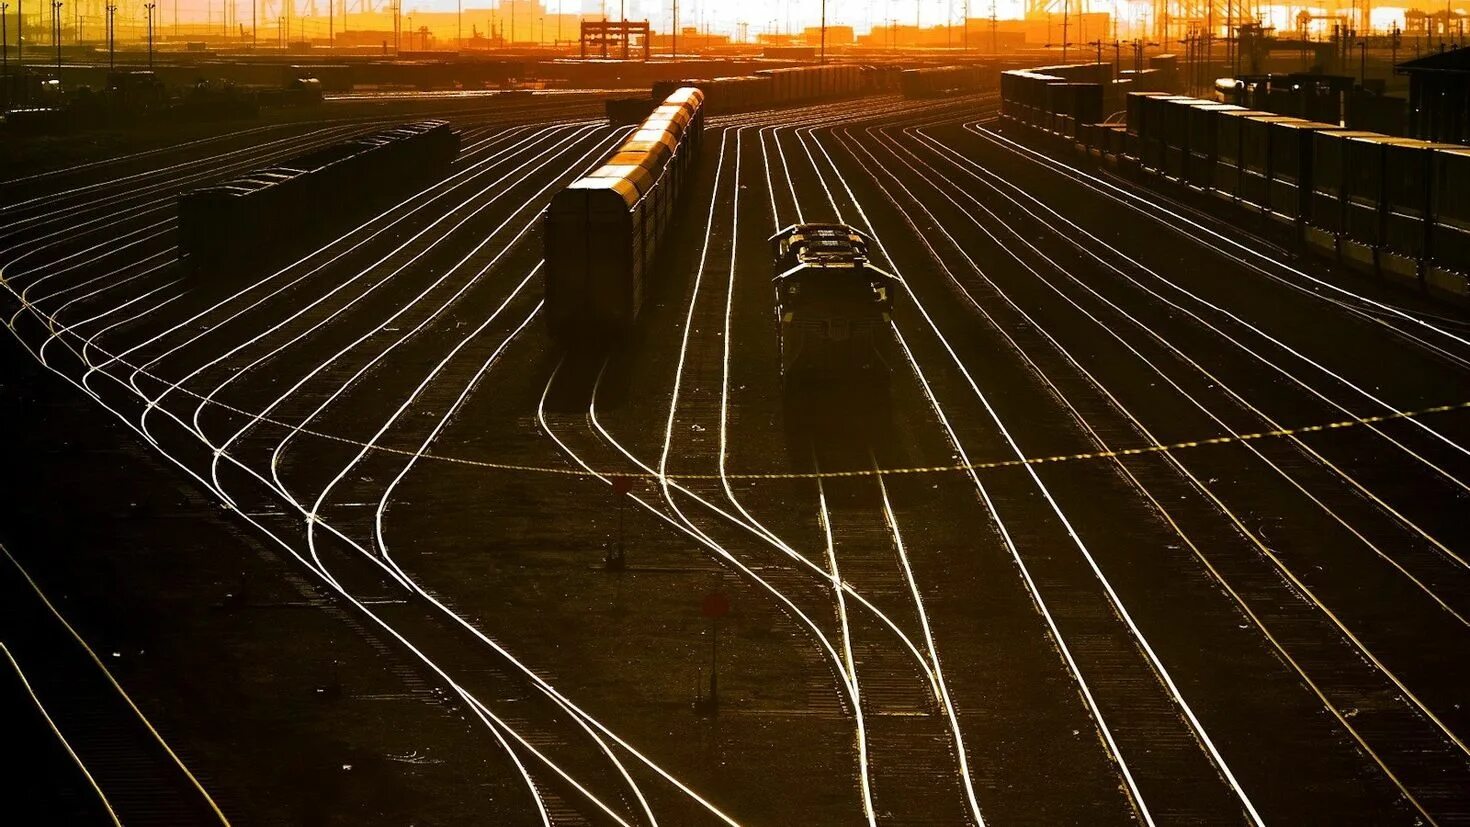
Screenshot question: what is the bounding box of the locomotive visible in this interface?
[771,224,899,404]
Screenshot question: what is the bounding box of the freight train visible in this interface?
[771,223,899,403]
[899,65,993,98]
[999,66,1470,299]
[649,64,888,116]
[178,120,458,274]
[544,87,705,343]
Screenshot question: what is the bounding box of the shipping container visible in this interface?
[1265,119,1341,221]
[1430,148,1470,275]
[1184,103,1245,187]
[1341,135,1424,249]
[1212,110,1279,201]
[1239,115,1305,210]
[1383,140,1461,261]
[1306,130,1381,235]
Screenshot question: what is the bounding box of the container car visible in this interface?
[999,59,1470,296]
[544,87,704,343]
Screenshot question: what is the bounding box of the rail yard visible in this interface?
[3,48,1470,827]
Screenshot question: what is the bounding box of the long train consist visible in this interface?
[1000,66,1470,299]
[177,120,458,273]
[650,64,891,115]
[771,223,899,402]
[544,87,705,343]
[899,65,993,98]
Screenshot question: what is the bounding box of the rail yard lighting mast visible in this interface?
[1,2,8,82]
[820,0,826,63]
[107,2,116,66]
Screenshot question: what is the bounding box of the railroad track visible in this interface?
[5,80,1470,826]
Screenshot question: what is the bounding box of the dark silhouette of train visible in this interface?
[544,87,705,343]
[771,223,899,405]
[178,120,458,275]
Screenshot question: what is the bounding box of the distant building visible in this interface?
[648,27,730,51]
[802,25,854,46]
[859,14,1108,49]
[1398,45,1470,144]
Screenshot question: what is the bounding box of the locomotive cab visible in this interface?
[771,223,898,404]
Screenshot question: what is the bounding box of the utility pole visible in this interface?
[820,0,826,63]
[1,3,8,91]
[52,0,60,70]
[1062,0,1069,62]
[144,0,154,67]
[672,0,677,57]
[456,0,460,49]
[990,0,996,53]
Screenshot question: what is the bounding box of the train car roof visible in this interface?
[769,222,873,242]
[1268,119,1343,130]
[1342,134,1434,145]
[563,176,641,209]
